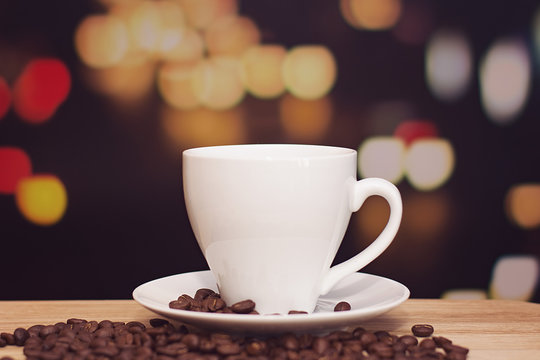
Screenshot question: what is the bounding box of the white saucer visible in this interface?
[132,270,409,334]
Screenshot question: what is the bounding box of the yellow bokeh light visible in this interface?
[192,56,246,110]
[161,106,246,149]
[505,183,540,229]
[15,175,68,226]
[162,27,205,63]
[241,45,286,99]
[441,289,487,300]
[358,136,406,184]
[279,94,333,142]
[479,37,531,125]
[179,0,238,30]
[74,14,130,68]
[282,45,337,100]
[205,15,261,57]
[158,61,200,110]
[405,138,455,191]
[125,0,186,57]
[341,0,402,31]
[83,57,156,101]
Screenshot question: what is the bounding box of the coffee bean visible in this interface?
[412,323,434,337]
[194,288,218,302]
[203,297,226,312]
[2,318,468,360]
[230,299,256,314]
[334,301,351,312]
[288,310,308,314]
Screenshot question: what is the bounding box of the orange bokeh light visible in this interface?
[12,58,71,124]
[15,174,68,226]
[279,94,333,142]
[0,146,32,194]
[341,0,402,31]
[205,15,261,57]
[74,14,130,68]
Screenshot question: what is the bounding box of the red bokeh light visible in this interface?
[12,58,71,124]
[0,146,32,194]
[0,77,11,120]
[394,120,439,145]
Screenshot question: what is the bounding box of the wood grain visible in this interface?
[0,299,539,359]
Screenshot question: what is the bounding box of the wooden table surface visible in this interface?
[0,299,539,359]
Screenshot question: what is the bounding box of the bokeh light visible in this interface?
[123,0,186,58]
[354,195,390,244]
[205,15,261,57]
[393,120,438,146]
[340,0,402,31]
[279,95,333,142]
[425,29,473,101]
[366,101,416,135]
[192,57,246,110]
[161,106,246,149]
[241,45,286,99]
[161,27,205,63]
[84,57,155,102]
[158,62,200,110]
[505,183,540,229]
[405,138,455,191]
[441,289,487,300]
[0,77,11,120]
[15,174,68,226]
[0,147,32,194]
[401,192,451,241]
[179,0,238,30]
[358,137,406,184]
[12,58,71,124]
[479,37,531,124]
[282,45,337,100]
[74,14,130,68]
[489,255,539,301]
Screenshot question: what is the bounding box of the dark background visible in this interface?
[1,0,539,301]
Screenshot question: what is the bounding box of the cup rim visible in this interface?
[183,144,356,160]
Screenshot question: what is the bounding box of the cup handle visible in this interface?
[319,177,403,295]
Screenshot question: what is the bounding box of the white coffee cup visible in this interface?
[182,144,402,315]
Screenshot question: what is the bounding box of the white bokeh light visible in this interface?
[426,29,473,101]
[479,37,531,124]
[489,255,539,301]
[358,137,406,184]
[405,138,455,191]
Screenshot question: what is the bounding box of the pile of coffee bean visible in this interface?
[0,318,468,359]
[169,288,352,314]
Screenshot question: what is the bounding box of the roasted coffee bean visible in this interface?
[230,299,256,314]
[288,310,308,314]
[334,301,351,312]
[150,318,170,328]
[0,333,14,346]
[194,288,218,301]
[2,318,468,360]
[412,323,434,337]
[0,338,6,348]
[203,297,226,312]
[13,327,29,346]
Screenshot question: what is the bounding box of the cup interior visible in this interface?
[183,144,355,160]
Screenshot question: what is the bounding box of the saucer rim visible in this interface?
[132,270,410,332]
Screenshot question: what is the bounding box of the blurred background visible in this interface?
[1,0,539,303]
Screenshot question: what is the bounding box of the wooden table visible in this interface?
[0,299,539,359]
